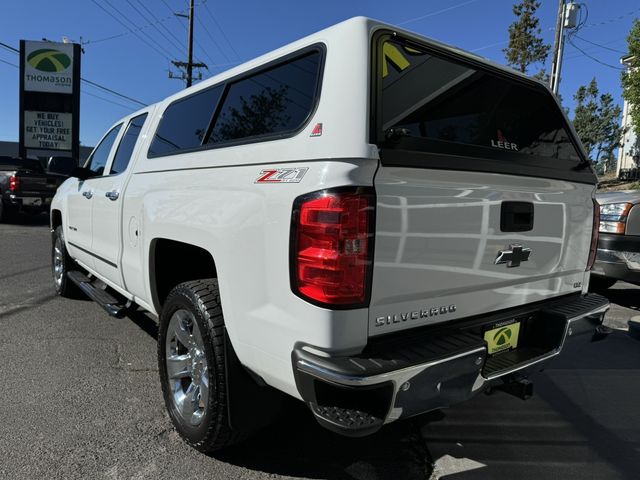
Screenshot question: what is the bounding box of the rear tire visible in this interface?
[589,276,617,291]
[158,279,246,452]
[52,226,81,298]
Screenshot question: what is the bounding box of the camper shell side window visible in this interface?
[148,44,326,158]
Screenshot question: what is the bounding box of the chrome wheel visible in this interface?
[165,309,209,427]
[53,237,65,289]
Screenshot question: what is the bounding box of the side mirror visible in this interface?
[69,167,97,181]
[47,157,78,176]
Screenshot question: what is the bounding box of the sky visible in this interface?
[1,0,639,147]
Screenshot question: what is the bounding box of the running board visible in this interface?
[67,270,130,318]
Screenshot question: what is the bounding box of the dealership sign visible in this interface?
[24,41,74,93]
[19,40,80,159]
[24,111,72,150]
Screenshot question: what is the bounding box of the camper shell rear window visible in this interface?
[372,33,597,184]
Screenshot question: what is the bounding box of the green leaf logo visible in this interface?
[493,327,513,346]
[27,49,71,73]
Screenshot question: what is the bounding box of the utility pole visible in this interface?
[549,0,565,95]
[169,0,207,88]
[549,1,580,95]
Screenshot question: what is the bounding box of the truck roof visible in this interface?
[136,16,546,116]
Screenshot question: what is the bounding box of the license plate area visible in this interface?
[483,319,521,356]
[480,312,566,378]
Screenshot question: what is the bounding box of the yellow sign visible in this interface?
[484,322,521,355]
[382,42,411,78]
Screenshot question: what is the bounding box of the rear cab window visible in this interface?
[372,34,597,184]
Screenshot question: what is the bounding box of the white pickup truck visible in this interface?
[51,17,610,452]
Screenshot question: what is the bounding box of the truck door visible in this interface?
[90,113,149,288]
[65,123,122,271]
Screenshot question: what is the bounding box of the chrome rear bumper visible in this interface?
[293,294,610,436]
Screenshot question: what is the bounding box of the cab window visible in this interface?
[85,124,122,175]
[110,114,148,175]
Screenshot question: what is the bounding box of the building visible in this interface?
[617,54,639,179]
[0,140,93,165]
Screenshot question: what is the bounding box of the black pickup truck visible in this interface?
[0,157,66,222]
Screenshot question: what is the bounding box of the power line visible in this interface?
[125,0,183,56]
[0,41,19,53]
[81,78,147,106]
[202,1,240,59]
[195,15,232,63]
[583,7,640,29]
[571,34,628,54]
[0,39,148,106]
[103,0,177,59]
[82,90,137,111]
[398,0,484,26]
[566,36,625,70]
[91,0,173,62]
[0,58,18,68]
[135,0,187,51]
[565,37,627,60]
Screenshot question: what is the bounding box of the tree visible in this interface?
[621,19,640,138]
[573,78,623,168]
[209,85,291,143]
[503,0,551,76]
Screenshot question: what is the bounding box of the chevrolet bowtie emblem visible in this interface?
[495,244,532,268]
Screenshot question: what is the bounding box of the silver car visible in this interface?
[591,190,640,288]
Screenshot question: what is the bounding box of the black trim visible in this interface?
[369,31,597,185]
[501,201,534,232]
[598,233,640,253]
[379,147,597,184]
[289,186,376,310]
[18,41,25,159]
[109,112,148,176]
[68,241,118,268]
[147,43,327,159]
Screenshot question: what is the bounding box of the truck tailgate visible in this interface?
[369,167,594,335]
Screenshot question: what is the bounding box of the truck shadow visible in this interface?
[418,332,640,480]
[3,212,50,227]
[599,287,640,311]
[214,398,433,480]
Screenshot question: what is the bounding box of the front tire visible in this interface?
[51,226,81,297]
[158,279,244,452]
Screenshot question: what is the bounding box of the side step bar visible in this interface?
[67,271,129,318]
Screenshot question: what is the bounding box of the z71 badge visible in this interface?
[255,167,308,184]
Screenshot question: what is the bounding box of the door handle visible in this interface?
[82,191,93,199]
[105,190,119,201]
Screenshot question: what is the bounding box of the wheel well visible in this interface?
[150,239,217,309]
[51,209,62,229]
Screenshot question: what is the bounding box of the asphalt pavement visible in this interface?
[0,214,638,480]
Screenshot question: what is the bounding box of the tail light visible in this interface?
[587,198,600,270]
[291,187,375,308]
[9,175,19,192]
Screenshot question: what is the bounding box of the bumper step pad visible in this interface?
[310,404,383,433]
